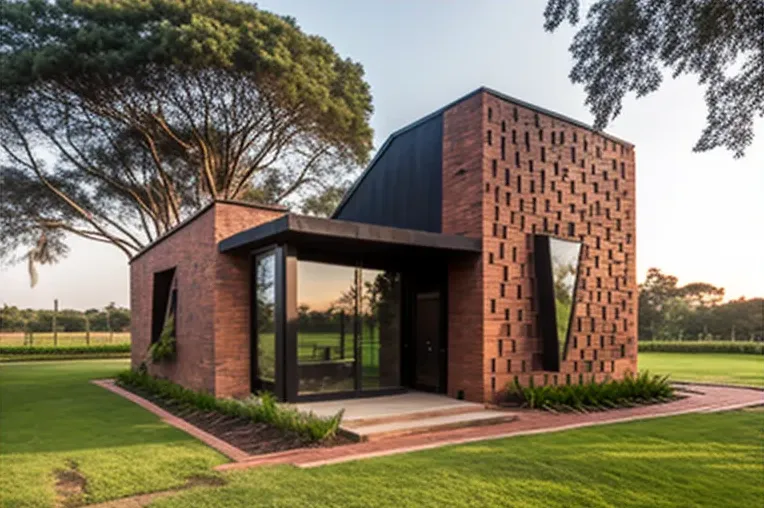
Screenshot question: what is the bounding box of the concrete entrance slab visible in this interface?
[295,392,484,423]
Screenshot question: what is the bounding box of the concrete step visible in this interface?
[341,404,486,429]
[341,410,517,442]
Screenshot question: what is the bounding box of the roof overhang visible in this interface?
[218,214,481,261]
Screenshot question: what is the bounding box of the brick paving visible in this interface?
[93,379,762,472]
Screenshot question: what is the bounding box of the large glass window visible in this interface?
[255,252,276,383]
[360,270,401,390]
[297,262,357,394]
[296,261,402,395]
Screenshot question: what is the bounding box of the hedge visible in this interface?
[0,344,131,355]
[0,352,130,362]
[638,341,763,355]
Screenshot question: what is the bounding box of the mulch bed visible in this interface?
[120,385,353,456]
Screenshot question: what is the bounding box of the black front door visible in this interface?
[414,292,441,391]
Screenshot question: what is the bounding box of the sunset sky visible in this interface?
[2,0,762,310]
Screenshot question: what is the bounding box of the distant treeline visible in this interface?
[0,304,130,333]
[639,268,763,342]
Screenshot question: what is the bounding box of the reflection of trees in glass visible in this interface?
[255,254,275,381]
[550,238,581,361]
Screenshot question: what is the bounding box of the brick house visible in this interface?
[131,87,637,403]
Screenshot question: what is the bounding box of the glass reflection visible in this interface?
[549,237,581,361]
[360,270,401,390]
[297,262,356,394]
[255,252,276,383]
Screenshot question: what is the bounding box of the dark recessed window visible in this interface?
[151,267,177,345]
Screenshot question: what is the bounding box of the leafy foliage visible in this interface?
[148,316,175,363]
[116,370,343,441]
[504,371,676,411]
[0,0,373,269]
[640,341,763,355]
[638,268,762,342]
[544,0,763,157]
[1,303,130,332]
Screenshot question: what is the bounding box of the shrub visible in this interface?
[504,371,675,412]
[639,341,763,355]
[115,370,343,441]
[0,344,130,355]
[148,317,176,363]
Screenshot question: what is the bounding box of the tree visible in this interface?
[678,282,725,308]
[0,0,374,278]
[544,0,763,157]
[638,268,680,340]
[300,184,350,217]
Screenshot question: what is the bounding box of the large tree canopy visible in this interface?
[0,0,373,281]
[544,0,763,157]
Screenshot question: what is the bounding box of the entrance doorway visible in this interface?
[413,292,442,392]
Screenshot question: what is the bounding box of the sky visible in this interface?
[1,0,762,311]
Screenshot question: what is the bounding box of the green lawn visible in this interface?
[152,410,764,508]
[0,360,226,507]
[3,359,763,507]
[640,352,764,387]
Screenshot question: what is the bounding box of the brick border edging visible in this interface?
[91,379,249,462]
[293,400,760,469]
[671,381,764,392]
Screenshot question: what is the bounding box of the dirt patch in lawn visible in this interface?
[121,386,352,456]
[55,460,87,508]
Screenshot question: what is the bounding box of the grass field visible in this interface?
[0,331,131,347]
[640,352,764,387]
[0,360,226,507]
[2,359,763,507]
[153,409,764,508]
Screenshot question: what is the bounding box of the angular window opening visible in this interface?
[151,267,177,344]
[534,236,582,372]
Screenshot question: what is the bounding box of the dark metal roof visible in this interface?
[218,214,482,256]
[332,86,633,218]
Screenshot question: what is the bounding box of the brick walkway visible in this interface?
[93,379,762,472]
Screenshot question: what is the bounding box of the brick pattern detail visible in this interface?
[443,91,638,402]
[130,202,285,397]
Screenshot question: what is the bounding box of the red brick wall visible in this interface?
[442,93,487,402]
[130,207,218,393]
[442,91,638,402]
[130,202,285,397]
[212,203,285,397]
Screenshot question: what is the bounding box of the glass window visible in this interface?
[255,252,276,383]
[297,261,357,395]
[549,237,582,361]
[360,269,401,390]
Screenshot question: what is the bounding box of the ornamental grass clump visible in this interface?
[115,370,342,441]
[505,371,675,412]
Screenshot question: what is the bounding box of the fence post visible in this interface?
[53,299,58,347]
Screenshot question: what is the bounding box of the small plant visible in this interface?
[504,371,676,412]
[115,370,343,441]
[148,316,176,363]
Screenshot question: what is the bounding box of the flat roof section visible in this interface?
[218,214,482,259]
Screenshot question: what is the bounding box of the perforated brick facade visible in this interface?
[443,91,638,402]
